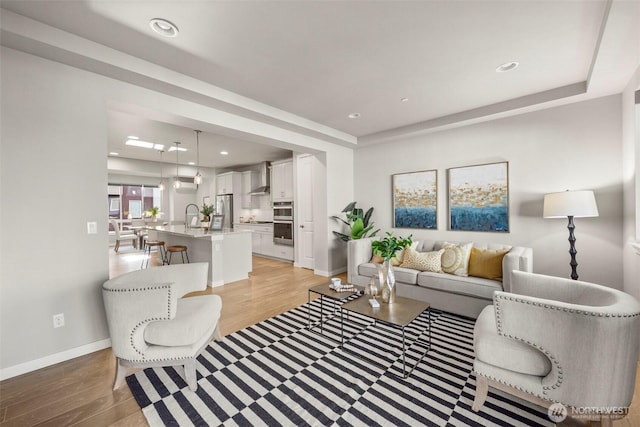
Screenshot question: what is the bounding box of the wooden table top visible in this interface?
[341,295,430,327]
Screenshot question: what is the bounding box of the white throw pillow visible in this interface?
[441,242,473,276]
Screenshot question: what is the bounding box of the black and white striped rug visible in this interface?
[127,298,552,426]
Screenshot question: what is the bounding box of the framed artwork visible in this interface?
[392,169,438,229]
[210,215,224,231]
[447,161,509,232]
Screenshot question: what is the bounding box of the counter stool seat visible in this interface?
[166,245,190,264]
[141,240,166,269]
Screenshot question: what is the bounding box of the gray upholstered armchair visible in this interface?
[102,262,222,391]
[473,270,640,425]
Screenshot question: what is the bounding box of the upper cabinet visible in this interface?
[216,171,241,195]
[241,170,259,209]
[271,159,293,202]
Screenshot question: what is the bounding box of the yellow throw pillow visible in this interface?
[468,247,510,280]
[400,247,444,272]
[371,254,384,264]
[441,242,473,276]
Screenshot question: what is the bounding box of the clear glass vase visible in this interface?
[376,259,396,304]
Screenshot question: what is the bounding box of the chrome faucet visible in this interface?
[185,203,200,229]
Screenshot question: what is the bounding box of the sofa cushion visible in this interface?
[371,241,420,266]
[416,271,502,299]
[441,242,473,276]
[358,263,419,285]
[468,247,510,280]
[400,247,444,272]
[144,295,221,347]
[474,306,552,377]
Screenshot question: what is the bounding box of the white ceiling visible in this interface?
[1,0,638,167]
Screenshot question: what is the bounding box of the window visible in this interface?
[108,184,161,231]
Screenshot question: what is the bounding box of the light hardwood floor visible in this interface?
[1,248,638,426]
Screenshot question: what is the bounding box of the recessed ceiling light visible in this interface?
[109,152,119,156]
[348,113,361,119]
[188,161,195,165]
[496,61,519,72]
[401,98,409,102]
[149,18,179,38]
[127,135,139,140]
[220,151,229,156]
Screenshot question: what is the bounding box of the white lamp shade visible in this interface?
[543,190,599,218]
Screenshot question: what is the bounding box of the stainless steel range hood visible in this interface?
[250,161,271,195]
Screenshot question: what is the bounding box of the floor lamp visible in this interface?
[543,190,599,280]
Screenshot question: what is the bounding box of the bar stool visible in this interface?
[166,245,190,264]
[141,240,166,269]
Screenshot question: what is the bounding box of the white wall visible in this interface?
[354,95,624,288]
[0,46,355,376]
[1,48,111,371]
[622,65,640,301]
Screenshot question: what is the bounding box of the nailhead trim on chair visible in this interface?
[474,370,551,402]
[494,296,562,396]
[103,283,173,358]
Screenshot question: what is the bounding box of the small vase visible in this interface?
[376,260,396,304]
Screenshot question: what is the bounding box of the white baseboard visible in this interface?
[314,266,347,277]
[0,338,112,381]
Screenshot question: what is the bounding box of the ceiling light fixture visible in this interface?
[125,139,164,150]
[109,152,119,156]
[496,61,519,72]
[401,98,409,102]
[149,18,179,38]
[158,150,165,191]
[348,113,361,119]
[168,146,187,152]
[127,135,139,140]
[194,130,202,185]
[173,142,181,189]
[220,151,229,156]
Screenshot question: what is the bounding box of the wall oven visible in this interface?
[273,202,294,246]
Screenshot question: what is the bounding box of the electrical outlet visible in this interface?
[53,313,65,328]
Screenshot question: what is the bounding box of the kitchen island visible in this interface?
[147,226,252,287]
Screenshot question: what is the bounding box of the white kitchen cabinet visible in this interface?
[241,171,258,209]
[216,172,240,195]
[272,244,294,261]
[270,159,293,202]
[234,223,292,261]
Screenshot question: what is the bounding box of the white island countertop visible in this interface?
[149,226,252,287]
[149,225,251,239]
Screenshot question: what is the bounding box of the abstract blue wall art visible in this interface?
[448,162,509,232]
[393,170,437,229]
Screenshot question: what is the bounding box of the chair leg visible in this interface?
[472,375,488,412]
[600,414,613,427]
[184,359,198,391]
[114,240,120,253]
[213,323,224,342]
[113,358,128,390]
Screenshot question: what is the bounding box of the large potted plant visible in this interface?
[371,232,412,303]
[331,202,380,241]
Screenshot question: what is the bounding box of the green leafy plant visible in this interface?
[200,203,214,220]
[145,206,160,217]
[331,202,380,241]
[371,232,413,260]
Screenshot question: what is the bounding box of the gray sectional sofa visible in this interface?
[347,237,533,318]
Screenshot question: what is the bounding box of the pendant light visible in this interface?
[173,141,181,189]
[158,150,165,191]
[193,130,202,185]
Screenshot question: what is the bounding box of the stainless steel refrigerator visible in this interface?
[215,194,234,230]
